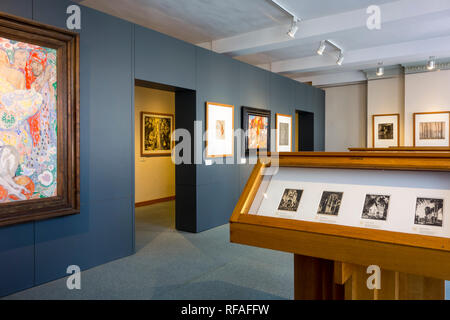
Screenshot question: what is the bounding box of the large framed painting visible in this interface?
[206,102,234,158]
[372,114,400,148]
[414,111,450,147]
[140,112,174,157]
[276,113,292,152]
[0,13,80,226]
[242,106,271,154]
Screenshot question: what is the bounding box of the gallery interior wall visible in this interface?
[367,76,405,147]
[0,0,325,297]
[324,83,367,151]
[404,69,450,146]
[134,87,175,204]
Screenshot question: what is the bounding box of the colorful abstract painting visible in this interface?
[0,36,57,203]
[248,115,268,149]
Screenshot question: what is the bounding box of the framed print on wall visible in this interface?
[0,13,80,227]
[372,114,400,148]
[206,102,234,158]
[276,113,292,152]
[242,106,271,154]
[140,112,174,157]
[414,111,450,147]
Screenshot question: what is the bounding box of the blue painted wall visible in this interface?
[0,0,325,296]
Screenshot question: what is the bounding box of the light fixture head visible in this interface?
[287,18,299,38]
[336,52,344,66]
[317,40,326,55]
[427,56,436,70]
[376,62,384,76]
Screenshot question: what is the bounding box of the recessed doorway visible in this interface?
[134,79,196,251]
[296,110,315,151]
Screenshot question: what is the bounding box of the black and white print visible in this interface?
[278,189,303,212]
[317,191,343,216]
[414,198,444,227]
[361,194,390,221]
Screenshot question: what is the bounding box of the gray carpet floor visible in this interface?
[3,201,449,300]
[3,201,293,300]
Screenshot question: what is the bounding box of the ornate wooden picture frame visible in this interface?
[0,12,80,226]
[242,106,271,154]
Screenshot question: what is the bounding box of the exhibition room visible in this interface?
[0,0,450,303]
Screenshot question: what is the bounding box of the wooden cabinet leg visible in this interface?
[294,254,344,300]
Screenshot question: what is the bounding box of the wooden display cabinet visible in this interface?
[230,152,450,300]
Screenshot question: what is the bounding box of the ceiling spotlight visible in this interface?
[317,41,326,55]
[287,18,299,38]
[336,53,344,66]
[427,56,436,70]
[376,62,384,76]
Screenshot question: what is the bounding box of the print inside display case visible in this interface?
[230,152,450,300]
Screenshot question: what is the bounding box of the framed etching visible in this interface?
[414,111,450,147]
[372,114,399,148]
[276,113,292,152]
[140,112,174,157]
[242,106,271,154]
[206,102,234,158]
[0,13,80,226]
[317,191,343,216]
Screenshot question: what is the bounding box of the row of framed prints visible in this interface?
[278,188,444,228]
[206,102,292,158]
[140,102,292,158]
[373,111,450,148]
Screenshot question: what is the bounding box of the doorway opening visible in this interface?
[296,110,315,151]
[134,79,196,249]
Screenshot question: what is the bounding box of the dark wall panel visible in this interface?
[195,48,240,231]
[32,1,134,284]
[0,0,34,298]
[0,0,32,18]
[135,25,196,90]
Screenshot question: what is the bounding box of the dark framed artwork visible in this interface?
[0,13,80,226]
[140,112,174,157]
[242,106,271,154]
[372,114,400,148]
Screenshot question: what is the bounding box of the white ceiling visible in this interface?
[80,0,450,86]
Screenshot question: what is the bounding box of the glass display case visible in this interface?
[230,152,450,300]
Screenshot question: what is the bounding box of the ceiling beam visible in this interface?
[202,0,450,57]
[270,35,450,74]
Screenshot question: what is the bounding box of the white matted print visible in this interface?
[373,114,399,148]
[276,113,292,152]
[206,102,234,158]
[414,111,450,147]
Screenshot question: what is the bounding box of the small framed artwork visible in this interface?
[361,194,390,221]
[140,112,174,157]
[0,13,79,227]
[276,113,292,152]
[414,198,444,227]
[278,189,303,212]
[317,191,343,216]
[372,114,399,148]
[414,111,450,147]
[242,107,271,154]
[206,102,234,158]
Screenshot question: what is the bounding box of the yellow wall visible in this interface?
[135,86,175,204]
